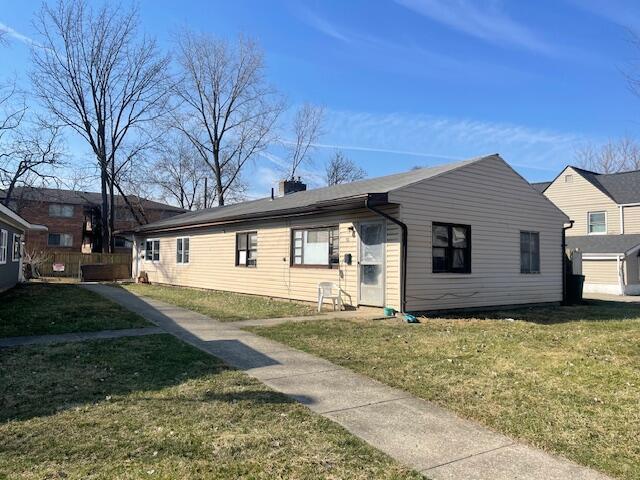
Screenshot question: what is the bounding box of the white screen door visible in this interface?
[359,222,385,306]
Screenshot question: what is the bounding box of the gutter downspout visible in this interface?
[365,196,408,313]
[562,220,575,305]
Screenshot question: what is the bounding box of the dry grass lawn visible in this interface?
[249,300,640,480]
[121,283,316,321]
[0,283,148,337]
[0,334,422,479]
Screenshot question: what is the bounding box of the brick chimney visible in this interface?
[278,178,307,196]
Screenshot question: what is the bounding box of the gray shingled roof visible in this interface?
[135,154,498,233]
[566,234,640,254]
[531,181,551,192]
[535,167,640,204]
[591,170,640,204]
[0,187,185,212]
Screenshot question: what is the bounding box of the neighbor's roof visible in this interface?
[0,203,47,232]
[536,166,640,204]
[135,154,502,233]
[0,187,185,212]
[566,234,640,255]
[531,181,551,192]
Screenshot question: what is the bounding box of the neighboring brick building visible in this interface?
[0,187,185,254]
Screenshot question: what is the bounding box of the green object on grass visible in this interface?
[384,307,396,317]
[404,314,419,323]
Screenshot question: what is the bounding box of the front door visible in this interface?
[359,221,385,306]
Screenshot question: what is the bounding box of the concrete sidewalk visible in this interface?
[0,326,163,348]
[83,284,611,480]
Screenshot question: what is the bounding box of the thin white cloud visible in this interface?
[395,0,553,54]
[0,21,38,46]
[297,8,540,82]
[281,140,462,161]
[318,109,585,173]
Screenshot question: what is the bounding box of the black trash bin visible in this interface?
[567,274,585,304]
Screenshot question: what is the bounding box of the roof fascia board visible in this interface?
[134,194,384,235]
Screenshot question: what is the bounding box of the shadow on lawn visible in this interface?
[0,335,301,424]
[433,299,640,324]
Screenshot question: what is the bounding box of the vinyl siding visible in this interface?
[544,167,620,236]
[622,205,640,234]
[0,219,22,292]
[390,156,567,311]
[622,253,640,285]
[582,259,619,284]
[134,208,401,309]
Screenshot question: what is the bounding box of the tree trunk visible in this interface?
[109,159,115,253]
[99,168,110,253]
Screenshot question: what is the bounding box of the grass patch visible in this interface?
[121,283,316,322]
[0,335,421,479]
[249,301,640,479]
[0,283,148,337]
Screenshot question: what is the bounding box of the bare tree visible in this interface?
[173,30,283,207]
[0,77,65,205]
[286,103,324,179]
[325,151,366,186]
[31,0,170,251]
[1,120,65,205]
[575,136,640,173]
[150,137,208,210]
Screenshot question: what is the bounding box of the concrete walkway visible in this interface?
[0,326,163,348]
[83,284,611,480]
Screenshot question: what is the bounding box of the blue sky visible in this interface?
[2,0,640,199]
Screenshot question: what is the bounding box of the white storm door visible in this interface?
[359,221,385,306]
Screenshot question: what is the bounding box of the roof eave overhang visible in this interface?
[0,204,48,232]
[132,193,392,235]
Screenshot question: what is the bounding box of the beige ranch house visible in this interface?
[534,165,640,295]
[132,154,569,312]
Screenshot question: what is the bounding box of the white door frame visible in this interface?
[357,220,386,307]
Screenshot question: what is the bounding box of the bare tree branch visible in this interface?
[286,103,324,179]
[325,151,366,186]
[0,119,65,206]
[173,30,284,206]
[575,136,640,173]
[31,0,170,251]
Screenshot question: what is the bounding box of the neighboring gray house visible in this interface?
[0,203,47,292]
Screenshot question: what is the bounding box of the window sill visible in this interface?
[291,264,339,269]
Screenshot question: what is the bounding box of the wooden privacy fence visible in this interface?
[40,252,132,279]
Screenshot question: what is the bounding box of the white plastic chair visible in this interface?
[317,282,342,312]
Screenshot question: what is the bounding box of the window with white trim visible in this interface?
[588,211,607,234]
[48,233,73,247]
[145,239,160,261]
[12,233,21,262]
[520,231,540,274]
[291,226,339,267]
[176,237,190,264]
[0,230,7,264]
[48,203,74,218]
